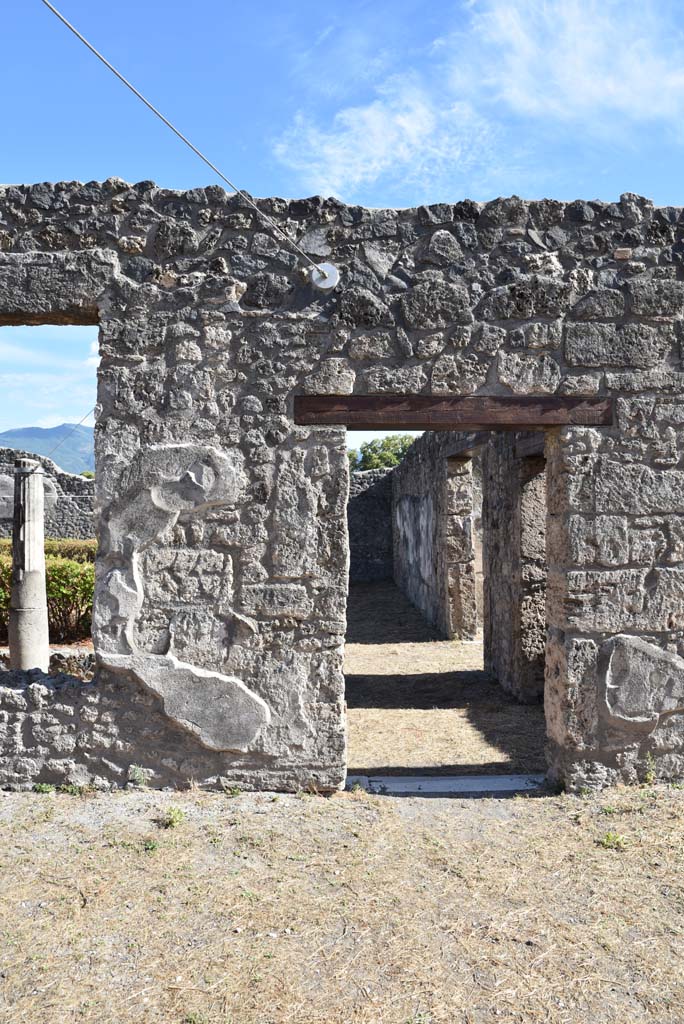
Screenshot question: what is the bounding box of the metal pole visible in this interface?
[9,459,50,672]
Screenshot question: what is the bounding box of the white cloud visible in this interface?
[274,75,500,202]
[85,340,99,368]
[460,0,684,125]
[274,0,684,202]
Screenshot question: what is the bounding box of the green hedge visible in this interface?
[0,555,94,644]
[0,538,96,563]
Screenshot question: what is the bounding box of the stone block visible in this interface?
[627,278,684,316]
[241,583,312,619]
[566,515,630,566]
[445,516,474,563]
[401,278,472,328]
[498,351,561,393]
[564,322,671,367]
[477,274,574,319]
[447,563,478,639]
[348,332,394,360]
[431,353,489,394]
[568,289,626,320]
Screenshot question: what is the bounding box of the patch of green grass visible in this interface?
[597,830,628,851]
[32,783,56,794]
[57,783,94,797]
[157,806,185,830]
[141,838,159,853]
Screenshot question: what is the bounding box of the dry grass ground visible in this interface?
[345,583,546,775]
[2,785,684,1024]
[3,585,678,1022]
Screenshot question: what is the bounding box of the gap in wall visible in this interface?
[344,429,547,779]
[0,324,98,670]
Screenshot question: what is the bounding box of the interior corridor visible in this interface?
[345,581,546,777]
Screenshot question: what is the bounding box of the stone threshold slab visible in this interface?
[346,773,547,796]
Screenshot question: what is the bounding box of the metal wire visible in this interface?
[38,0,326,279]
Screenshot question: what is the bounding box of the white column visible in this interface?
[9,458,50,672]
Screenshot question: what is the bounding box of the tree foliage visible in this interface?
[348,434,416,472]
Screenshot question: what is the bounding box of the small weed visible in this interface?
[643,752,656,786]
[241,888,260,902]
[127,764,148,787]
[141,838,159,853]
[597,830,628,851]
[237,834,263,849]
[222,784,242,798]
[58,784,80,796]
[58,783,93,797]
[157,806,185,829]
[600,805,618,816]
[204,825,222,846]
[181,1014,208,1024]
[33,783,55,794]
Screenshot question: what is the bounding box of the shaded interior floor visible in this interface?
[345,582,546,776]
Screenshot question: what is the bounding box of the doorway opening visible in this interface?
[344,428,548,790]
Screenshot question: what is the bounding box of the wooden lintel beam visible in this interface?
[294,395,614,431]
[443,432,491,458]
[513,432,547,459]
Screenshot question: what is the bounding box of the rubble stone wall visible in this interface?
[1,181,684,791]
[347,469,393,583]
[392,431,479,638]
[482,435,546,703]
[0,447,94,539]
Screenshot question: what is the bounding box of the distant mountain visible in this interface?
[0,424,94,475]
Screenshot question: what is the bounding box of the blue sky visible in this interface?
[3,0,684,435]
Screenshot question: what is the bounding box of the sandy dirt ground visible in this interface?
[345,583,546,776]
[1,785,683,1024]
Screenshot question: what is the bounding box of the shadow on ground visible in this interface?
[344,581,547,776]
[345,581,443,644]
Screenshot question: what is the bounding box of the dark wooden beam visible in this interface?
[294,394,614,431]
[443,432,490,458]
[513,432,546,459]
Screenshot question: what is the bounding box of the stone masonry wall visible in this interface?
[392,431,478,639]
[1,182,684,791]
[347,468,393,583]
[482,434,546,703]
[0,447,94,539]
